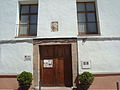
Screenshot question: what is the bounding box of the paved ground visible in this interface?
[0,88,117,90]
[40,87,117,90]
[41,88,117,90]
[0,87,72,90]
[41,87,72,90]
[0,87,117,90]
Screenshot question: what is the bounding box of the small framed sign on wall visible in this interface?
[81,61,91,69]
[24,55,31,61]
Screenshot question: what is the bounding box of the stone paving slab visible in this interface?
[0,89,14,90]
[41,87,72,90]
[0,89,34,90]
[90,89,116,90]
[41,87,117,90]
[0,88,117,90]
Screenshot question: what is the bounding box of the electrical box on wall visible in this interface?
[81,61,91,69]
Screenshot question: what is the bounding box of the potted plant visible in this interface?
[76,72,94,90]
[17,71,33,90]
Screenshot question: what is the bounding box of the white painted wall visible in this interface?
[0,0,120,40]
[0,42,33,74]
[0,0,120,74]
[96,0,120,37]
[0,0,17,40]
[37,0,78,38]
[77,0,120,74]
[0,0,78,40]
[76,0,120,38]
[78,40,120,74]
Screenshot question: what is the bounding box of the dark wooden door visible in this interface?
[40,45,72,86]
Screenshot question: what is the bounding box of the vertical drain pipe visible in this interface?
[116,82,119,90]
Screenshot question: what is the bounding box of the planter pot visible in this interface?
[18,85,31,90]
[77,84,90,90]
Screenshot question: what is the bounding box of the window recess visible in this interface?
[77,2,98,35]
[19,4,38,36]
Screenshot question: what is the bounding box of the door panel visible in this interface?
[40,46,55,86]
[40,45,72,86]
[64,45,73,87]
[55,58,64,86]
[40,59,55,86]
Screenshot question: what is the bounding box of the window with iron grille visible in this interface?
[77,2,98,35]
[19,4,38,36]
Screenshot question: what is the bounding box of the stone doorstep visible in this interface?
[41,87,72,90]
[93,89,117,90]
[41,88,117,90]
[0,89,15,90]
[0,89,34,90]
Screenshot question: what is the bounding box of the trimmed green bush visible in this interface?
[78,72,94,85]
[17,71,33,86]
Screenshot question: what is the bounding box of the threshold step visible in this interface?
[41,87,72,90]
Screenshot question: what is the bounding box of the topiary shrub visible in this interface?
[17,71,32,90]
[76,72,94,90]
[78,72,94,85]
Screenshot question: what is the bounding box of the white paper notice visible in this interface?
[44,59,53,68]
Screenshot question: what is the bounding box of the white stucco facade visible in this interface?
[78,40,120,74]
[76,0,120,74]
[37,0,78,38]
[0,0,120,77]
[0,42,33,74]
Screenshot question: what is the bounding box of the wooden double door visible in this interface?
[40,45,72,87]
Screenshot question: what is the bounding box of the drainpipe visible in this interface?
[116,82,119,90]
